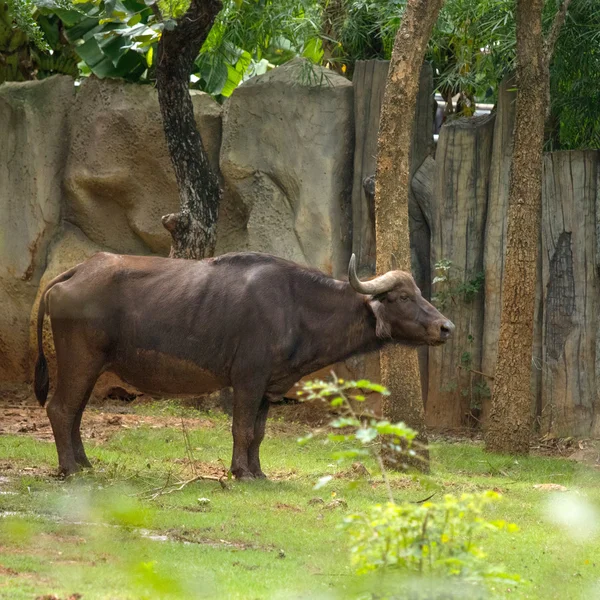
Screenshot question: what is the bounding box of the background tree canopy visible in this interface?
[3,0,600,149]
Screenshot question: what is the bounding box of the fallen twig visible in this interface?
[140,473,229,500]
[412,492,436,504]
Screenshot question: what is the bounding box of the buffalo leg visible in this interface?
[47,328,103,476]
[231,386,266,479]
[248,397,269,478]
[72,404,92,468]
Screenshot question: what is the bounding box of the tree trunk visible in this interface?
[374,0,445,471]
[155,0,223,259]
[480,75,517,425]
[485,0,570,454]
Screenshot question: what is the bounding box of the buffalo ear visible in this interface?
[369,299,392,339]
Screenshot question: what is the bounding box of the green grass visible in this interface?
[0,403,599,599]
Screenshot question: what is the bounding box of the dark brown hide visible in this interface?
[34,252,453,478]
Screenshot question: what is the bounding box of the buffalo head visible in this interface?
[349,254,454,346]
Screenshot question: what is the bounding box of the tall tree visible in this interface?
[485,0,572,454]
[374,0,445,470]
[153,0,223,259]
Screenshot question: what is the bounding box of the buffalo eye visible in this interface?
[399,295,410,302]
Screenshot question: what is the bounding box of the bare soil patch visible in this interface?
[0,384,215,444]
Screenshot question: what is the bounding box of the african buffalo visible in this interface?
[34,251,454,479]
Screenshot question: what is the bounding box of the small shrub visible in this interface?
[432,259,484,311]
[298,375,417,491]
[342,491,521,589]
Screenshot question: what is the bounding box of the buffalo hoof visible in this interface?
[232,469,255,481]
[251,470,267,479]
[57,465,80,479]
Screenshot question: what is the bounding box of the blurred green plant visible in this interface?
[343,490,522,591]
[298,374,417,496]
[298,376,522,594]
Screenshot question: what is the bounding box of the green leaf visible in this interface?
[36,15,61,48]
[105,0,117,16]
[355,428,378,444]
[194,52,229,95]
[127,12,142,25]
[374,421,417,440]
[75,35,108,69]
[219,63,243,97]
[65,17,104,42]
[301,37,323,63]
[146,44,153,66]
[297,433,314,446]
[327,434,353,442]
[98,32,133,65]
[329,417,360,429]
[331,449,369,460]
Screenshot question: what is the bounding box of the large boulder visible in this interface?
[218,58,353,277]
[0,76,75,382]
[63,77,222,256]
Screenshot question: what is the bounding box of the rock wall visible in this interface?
[63,78,222,257]
[3,61,600,438]
[0,60,354,388]
[0,76,75,382]
[219,58,353,277]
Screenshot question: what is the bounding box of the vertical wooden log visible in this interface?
[409,65,434,405]
[351,60,434,404]
[425,115,495,428]
[352,61,434,278]
[351,60,390,277]
[540,151,600,436]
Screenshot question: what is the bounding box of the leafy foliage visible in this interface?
[1,0,79,82]
[343,491,522,589]
[13,0,325,96]
[431,259,484,311]
[549,0,600,149]
[298,374,419,492]
[5,0,600,147]
[331,0,600,147]
[5,0,49,50]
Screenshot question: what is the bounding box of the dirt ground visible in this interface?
[0,382,336,445]
[1,383,599,469]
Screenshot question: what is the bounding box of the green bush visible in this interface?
[343,490,521,589]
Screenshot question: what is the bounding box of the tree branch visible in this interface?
[544,0,572,65]
[155,0,223,258]
[150,1,163,22]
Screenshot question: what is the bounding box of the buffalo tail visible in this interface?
[34,266,78,406]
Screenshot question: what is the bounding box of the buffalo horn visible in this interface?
[348,254,401,295]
